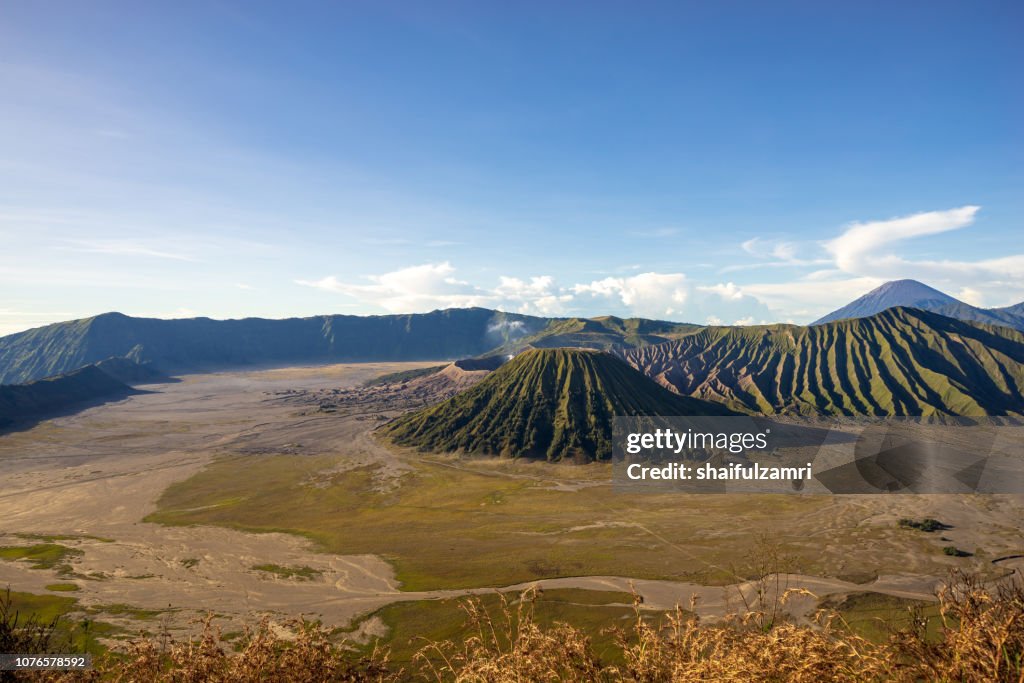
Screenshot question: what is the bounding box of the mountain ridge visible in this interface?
[0,309,704,385]
[623,306,1024,416]
[0,309,549,385]
[813,279,1024,329]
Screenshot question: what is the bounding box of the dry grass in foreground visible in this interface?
[11,571,1024,682]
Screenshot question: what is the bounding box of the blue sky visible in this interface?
[1,1,1021,334]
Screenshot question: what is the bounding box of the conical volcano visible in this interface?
[380,348,735,461]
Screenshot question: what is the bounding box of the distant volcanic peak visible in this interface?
[871,279,954,299]
[813,279,958,325]
[812,280,1024,331]
[382,347,733,461]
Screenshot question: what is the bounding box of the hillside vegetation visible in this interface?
[12,573,1024,682]
[494,316,702,354]
[382,348,735,461]
[624,307,1024,416]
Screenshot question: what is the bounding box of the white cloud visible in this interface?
[728,237,829,272]
[697,282,745,300]
[824,205,980,275]
[740,277,886,318]
[297,263,574,316]
[573,272,689,318]
[299,264,700,320]
[296,262,492,313]
[957,287,984,307]
[723,205,1024,321]
[742,238,796,260]
[494,276,573,315]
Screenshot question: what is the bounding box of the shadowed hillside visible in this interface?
[0,364,135,428]
[0,309,548,384]
[92,356,170,385]
[0,311,703,386]
[624,307,1024,416]
[381,348,736,461]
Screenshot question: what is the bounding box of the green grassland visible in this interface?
[0,543,83,576]
[821,592,944,642]
[363,588,644,665]
[44,583,81,592]
[145,450,958,593]
[2,590,121,654]
[367,587,943,666]
[497,316,702,354]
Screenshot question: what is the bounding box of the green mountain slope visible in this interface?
[381,348,736,461]
[624,307,1024,416]
[494,316,702,354]
[0,364,134,427]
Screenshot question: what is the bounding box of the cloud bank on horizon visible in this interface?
[295,204,1022,325]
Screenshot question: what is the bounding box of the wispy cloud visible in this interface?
[720,205,1024,320]
[825,205,982,275]
[58,238,198,261]
[722,237,829,272]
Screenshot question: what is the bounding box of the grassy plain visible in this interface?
[4,360,1016,657]
[820,591,944,642]
[364,588,642,665]
[146,446,981,592]
[2,590,120,654]
[0,543,83,575]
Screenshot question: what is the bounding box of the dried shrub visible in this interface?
[17,570,1024,682]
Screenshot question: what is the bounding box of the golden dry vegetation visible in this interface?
[9,571,1022,682]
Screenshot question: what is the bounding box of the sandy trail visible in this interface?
[1,362,1021,639]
